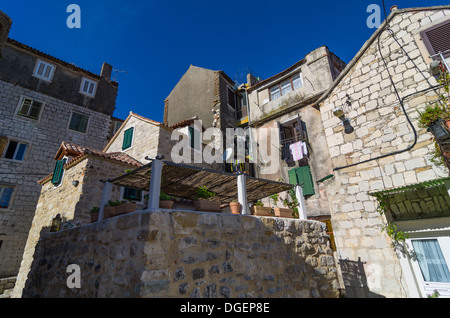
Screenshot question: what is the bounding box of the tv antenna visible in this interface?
[112,69,128,82]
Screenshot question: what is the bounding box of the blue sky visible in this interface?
[2,1,449,122]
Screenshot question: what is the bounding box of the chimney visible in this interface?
[101,62,113,81]
[247,73,259,87]
[0,10,12,58]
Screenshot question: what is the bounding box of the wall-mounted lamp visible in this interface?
[333,94,354,134]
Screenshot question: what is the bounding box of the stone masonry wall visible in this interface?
[0,80,112,278]
[17,210,339,298]
[319,9,450,297]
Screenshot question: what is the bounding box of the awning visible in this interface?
[110,160,294,203]
[369,176,450,222]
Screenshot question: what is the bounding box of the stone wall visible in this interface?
[12,155,137,298]
[17,210,339,298]
[0,80,112,278]
[318,8,450,297]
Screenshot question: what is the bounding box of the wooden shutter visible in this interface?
[288,165,315,196]
[122,127,134,150]
[51,159,67,186]
[421,20,450,59]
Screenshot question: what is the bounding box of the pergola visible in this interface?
[97,158,308,221]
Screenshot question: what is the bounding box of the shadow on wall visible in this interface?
[339,257,386,298]
[18,211,341,298]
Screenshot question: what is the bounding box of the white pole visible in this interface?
[148,158,163,210]
[295,184,307,220]
[98,181,112,221]
[237,173,249,215]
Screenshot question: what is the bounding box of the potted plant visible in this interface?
[89,206,99,223]
[193,186,221,212]
[229,200,241,215]
[104,200,136,218]
[160,191,174,209]
[250,201,272,216]
[273,207,294,218]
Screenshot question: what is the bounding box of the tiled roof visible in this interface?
[169,116,198,129]
[38,141,142,185]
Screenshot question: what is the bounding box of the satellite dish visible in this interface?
[223,148,233,162]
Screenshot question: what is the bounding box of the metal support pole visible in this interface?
[98,181,112,221]
[237,173,249,215]
[295,184,308,220]
[147,158,163,210]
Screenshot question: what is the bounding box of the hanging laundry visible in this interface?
[290,142,303,161]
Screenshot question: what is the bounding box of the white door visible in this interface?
[409,236,450,298]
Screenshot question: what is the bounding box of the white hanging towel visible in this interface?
[290,142,303,161]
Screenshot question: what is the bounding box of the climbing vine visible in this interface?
[374,194,409,246]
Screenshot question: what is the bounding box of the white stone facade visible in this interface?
[318,8,450,297]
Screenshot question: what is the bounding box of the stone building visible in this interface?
[245,46,346,222]
[316,5,450,297]
[0,10,119,280]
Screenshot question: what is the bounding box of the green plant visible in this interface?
[195,186,216,200]
[254,201,264,207]
[89,206,99,213]
[427,290,440,298]
[283,188,299,218]
[107,200,126,207]
[417,103,449,128]
[374,194,409,245]
[160,191,172,201]
[125,169,133,174]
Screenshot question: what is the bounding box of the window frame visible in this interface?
[0,185,15,210]
[68,111,90,134]
[32,59,56,82]
[16,96,44,121]
[120,187,145,204]
[269,72,303,101]
[79,77,98,97]
[420,19,450,60]
[2,139,28,162]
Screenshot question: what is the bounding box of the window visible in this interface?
[69,112,89,133]
[288,165,315,196]
[227,87,236,110]
[122,127,134,150]
[123,187,142,201]
[17,97,43,120]
[33,59,55,81]
[3,140,27,161]
[421,20,450,61]
[269,73,303,101]
[188,126,201,150]
[0,186,14,209]
[80,77,97,97]
[51,158,67,186]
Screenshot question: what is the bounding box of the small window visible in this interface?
[188,126,201,150]
[17,97,43,120]
[51,158,67,186]
[123,187,142,201]
[227,87,236,110]
[270,85,281,100]
[292,74,303,90]
[33,59,55,81]
[0,186,14,209]
[122,127,134,150]
[421,20,450,60]
[69,112,89,133]
[80,77,97,97]
[281,79,292,96]
[3,140,27,161]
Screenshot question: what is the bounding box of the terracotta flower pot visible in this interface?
[274,207,293,218]
[103,206,116,219]
[250,206,272,216]
[194,200,221,212]
[230,202,241,215]
[90,212,99,223]
[114,202,137,216]
[160,200,174,209]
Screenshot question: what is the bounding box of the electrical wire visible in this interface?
[333,26,440,171]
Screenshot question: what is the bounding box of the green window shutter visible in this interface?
[188,127,194,148]
[288,168,298,185]
[122,127,134,150]
[51,158,67,186]
[189,126,200,149]
[288,165,315,196]
[296,165,315,196]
